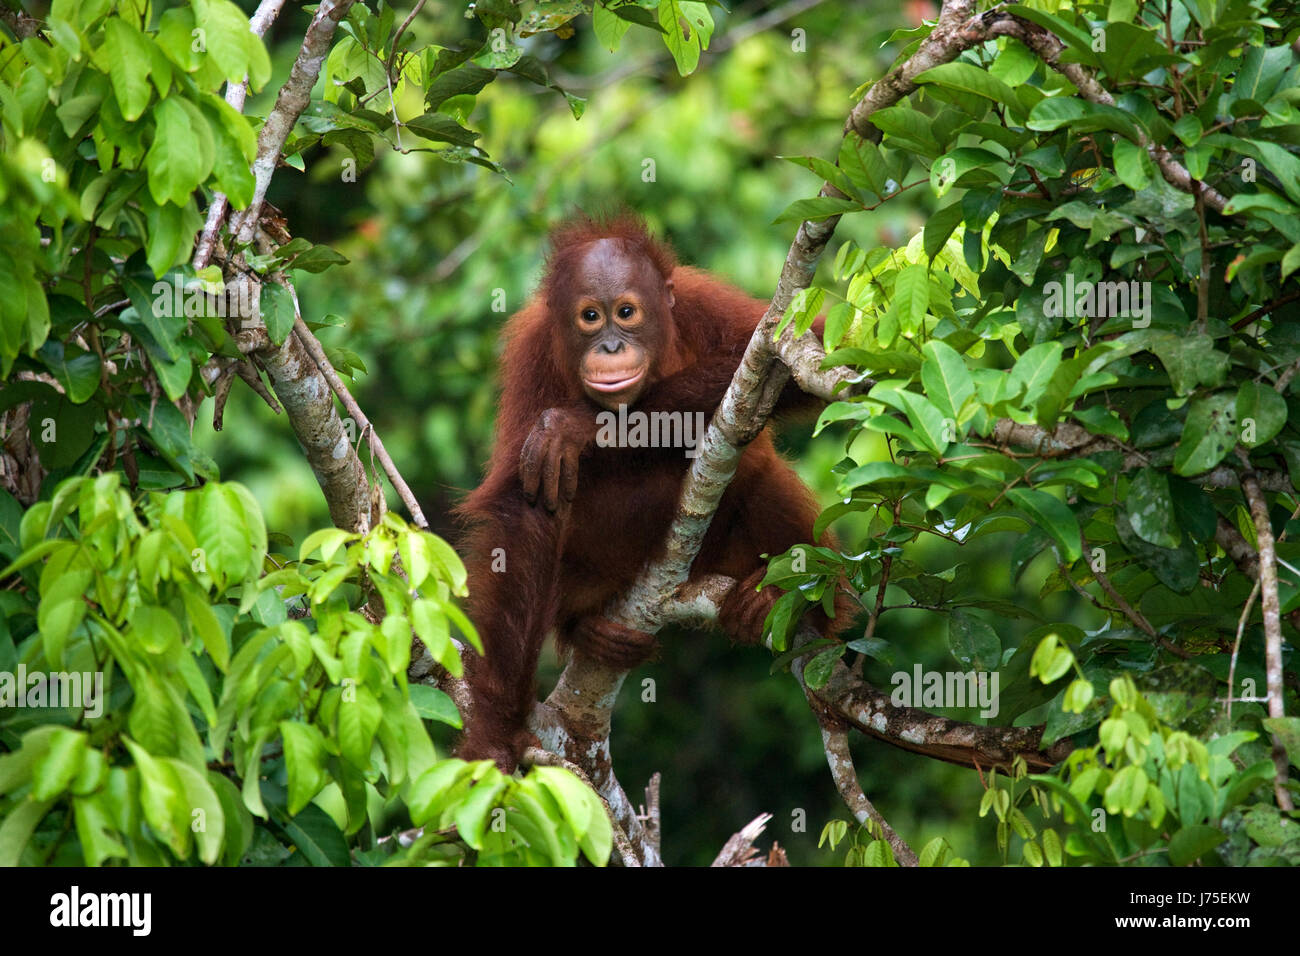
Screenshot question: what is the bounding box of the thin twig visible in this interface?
[289,313,429,529]
[194,0,287,270]
[1083,532,1189,659]
[1230,289,1300,332]
[816,717,918,865]
[1228,580,1261,723]
[1193,182,1210,335]
[384,0,427,86]
[233,0,358,246]
[233,358,283,414]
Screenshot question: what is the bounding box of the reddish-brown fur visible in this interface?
[455,214,846,771]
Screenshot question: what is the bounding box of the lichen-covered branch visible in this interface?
[292,314,429,529]
[808,708,918,865]
[230,271,377,531]
[1239,465,1295,810]
[231,0,357,246]
[194,0,288,270]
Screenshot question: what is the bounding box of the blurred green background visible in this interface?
[192,0,1095,865]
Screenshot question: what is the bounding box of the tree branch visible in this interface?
[807,706,918,865]
[1082,532,1189,659]
[711,813,787,867]
[982,11,1229,213]
[194,0,287,270]
[232,269,378,531]
[231,0,357,246]
[1238,462,1296,810]
[291,313,429,529]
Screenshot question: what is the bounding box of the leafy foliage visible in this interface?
[773,0,1300,863]
[0,474,608,865]
[1,0,698,867]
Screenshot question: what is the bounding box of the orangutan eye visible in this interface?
[579,308,600,327]
[617,304,635,319]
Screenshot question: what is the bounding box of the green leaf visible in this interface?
[1262,717,1300,770]
[453,774,507,849]
[1168,825,1226,866]
[196,0,271,90]
[195,483,255,586]
[1010,342,1063,405]
[1167,478,1217,542]
[32,728,87,801]
[916,61,1022,113]
[1236,380,1287,447]
[1007,488,1081,562]
[167,759,224,864]
[142,199,204,278]
[1103,764,1149,817]
[1112,137,1151,190]
[1125,467,1180,549]
[283,244,350,274]
[121,275,182,360]
[409,684,462,727]
[181,585,230,671]
[0,797,54,866]
[37,341,101,404]
[259,282,295,346]
[607,2,666,32]
[773,196,861,225]
[920,340,973,423]
[336,685,382,770]
[1148,333,1229,396]
[657,0,713,75]
[931,147,1007,198]
[146,98,207,207]
[1115,512,1199,593]
[948,609,1001,671]
[894,389,951,455]
[37,571,89,668]
[274,802,350,866]
[592,3,632,51]
[804,647,840,689]
[73,794,127,866]
[1004,6,1098,67]
[129,603,182,656]
[838,461,915,494]
[839,135,893,200]
[96,19,154,121]
[890,264,930,338]
[1172,114,1202,147]
[1173,393,1237,476]
[1027,97,1143,141]
[923,202,965,261]
[405,112,480,147]
[30,391,97,471]
[1072,405,1128,440]
[280,721,328,816]
[124,738,189,857]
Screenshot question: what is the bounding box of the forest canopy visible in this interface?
[0,0,1297,870]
